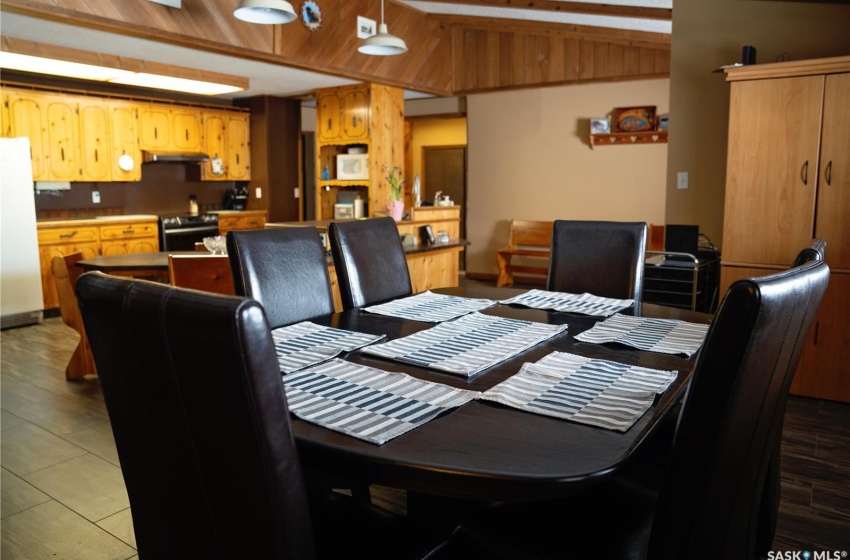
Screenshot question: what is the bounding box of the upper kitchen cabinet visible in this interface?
[200,110,251,181]
[4,89,48,178]
[138,103,202,153]
[315,83,403,220]
[77,98,112,182]
[107,101,142,181]
[721,56,850,403]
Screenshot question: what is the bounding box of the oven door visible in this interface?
[161,225,220,252]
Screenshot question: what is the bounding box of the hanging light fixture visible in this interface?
[358,0,407,56]
[234,0,297,24]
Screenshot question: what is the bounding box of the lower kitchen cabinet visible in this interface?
[217,210,267,235]
[37,216,160,310]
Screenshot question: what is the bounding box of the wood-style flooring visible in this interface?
[2,294,848,558]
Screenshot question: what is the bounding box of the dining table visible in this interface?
[291,284,712,504]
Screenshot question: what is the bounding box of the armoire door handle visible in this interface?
[801,161,808,185]
[825,161,832,185]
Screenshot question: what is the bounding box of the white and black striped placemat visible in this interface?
[360,312,568,377]
[500,289,634,317]
[478,351,678,432]
[574,313,709,357]
[362,290,497,323]
[271,321,386,374]
[283,359,480,445]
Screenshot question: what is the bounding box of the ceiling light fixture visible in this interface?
[233,0,297,24]
[0,39,248,96]
[358,0,408,56]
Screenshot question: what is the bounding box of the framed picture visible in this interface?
[614,106,656,132]
[590,118,610,134]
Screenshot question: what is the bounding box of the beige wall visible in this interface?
[666,0,850,251]
[409,117,468,187]
[466,79,670,276]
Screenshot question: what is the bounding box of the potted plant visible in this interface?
[384,164,405,221]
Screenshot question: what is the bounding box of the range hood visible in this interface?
[142,151,210,163]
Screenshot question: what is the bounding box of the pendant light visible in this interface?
[234,0,297,24]
[358,0,408,56]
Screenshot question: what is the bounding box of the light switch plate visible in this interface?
[677,172,689,190]
[255,187,262,199]
[92,190,101,203]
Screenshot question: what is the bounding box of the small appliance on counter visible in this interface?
[224,184,249,210]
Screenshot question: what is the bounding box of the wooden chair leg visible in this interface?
[496,253,512,287]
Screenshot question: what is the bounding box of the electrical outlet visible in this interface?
[255,187,262,199]
[677,172,689,190]
[92,190,101,203]
[293,187,300,199]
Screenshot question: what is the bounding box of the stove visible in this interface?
[159,213,220,251]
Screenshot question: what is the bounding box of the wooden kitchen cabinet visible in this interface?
[77,98,112,182]
[138,104,202,153]
[200,111,251,181]
[217,211,267,235]
[315,83,404,220]
[722,56,850,402]
[5,90,48,178]
[37,216,160,310]
[108,101,142,181]
[41,94,79,181]
[99,220,159,255]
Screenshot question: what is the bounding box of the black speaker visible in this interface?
[420,225,436,245]
[742,45,757,65]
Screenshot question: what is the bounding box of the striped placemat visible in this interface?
[283,359,480,445]
[360,312,568,377]
[574,313,709,357]
[362,290,497,323]
[500,289,634,317]
[271,321,386,374]
[478,351,678,432]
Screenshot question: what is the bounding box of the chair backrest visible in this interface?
[508,220,553,249]
[329,217,412,310]
[791,238,826,267]
[52,252,86,329]
[168,254,235,295]
[76,272,316,559]
[546,220,647,300]
[227,227,335,328]
[649,258,830,559]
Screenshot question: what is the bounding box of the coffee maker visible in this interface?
[224,183,249,210]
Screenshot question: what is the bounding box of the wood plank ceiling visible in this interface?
[0,0,671,97]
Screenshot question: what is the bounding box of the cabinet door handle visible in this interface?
[801,160,808,185]
[236,154,240,165]
[327,118,332,131]
[94,149,98,163]
[154,127,158,139]
[185,129,189,141]
[813,321,819,345]
[352,116,357,128]
[59,231,77,239]
[61,147,65,161]
[825,161,832,186]
[123,229,135,234]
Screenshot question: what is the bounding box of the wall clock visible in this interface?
[300,1,322,32]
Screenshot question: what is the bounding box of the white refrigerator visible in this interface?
[1,137,44,328]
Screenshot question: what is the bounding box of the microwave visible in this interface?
[336,154,369,180]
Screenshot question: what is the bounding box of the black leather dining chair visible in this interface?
[757,237,827,555]
[76,272,454,560]
[227,227,335,328]
[329,217,413,310]
[455,256,830,560]
[547,220,647,301]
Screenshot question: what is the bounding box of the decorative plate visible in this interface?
[300,1,322,32]
[614,106,656,132]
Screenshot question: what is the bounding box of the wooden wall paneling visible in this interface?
[564,38,580,81]
[592,43,609,79]
[607,44,624,77]
[547,37,566,83]
[623,46,640,77]
[579,41,595,80]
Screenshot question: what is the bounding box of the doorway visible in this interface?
[423,146,467,269]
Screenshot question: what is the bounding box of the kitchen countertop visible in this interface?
[36,215,159,227]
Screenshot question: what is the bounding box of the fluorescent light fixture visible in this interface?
[358,0,407,56]
[0,40,248,96]
[234,0,297,24]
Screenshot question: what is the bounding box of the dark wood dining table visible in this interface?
[295,284,712,504]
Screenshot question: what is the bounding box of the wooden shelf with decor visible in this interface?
[590,130,668,147]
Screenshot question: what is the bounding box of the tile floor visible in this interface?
[2,286,849,558]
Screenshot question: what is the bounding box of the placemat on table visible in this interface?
[271,321,385,374]
[500,289,634,317]
[478,351,678,432]
[574,313,709,357]
[283,358,480,445]
[362,290,497,323]
[360,312,568,377]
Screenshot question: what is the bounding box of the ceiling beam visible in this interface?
[414,0,672,21]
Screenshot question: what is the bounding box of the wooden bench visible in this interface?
[496,220,554,287]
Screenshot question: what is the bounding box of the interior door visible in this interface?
[424,146,467,268]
